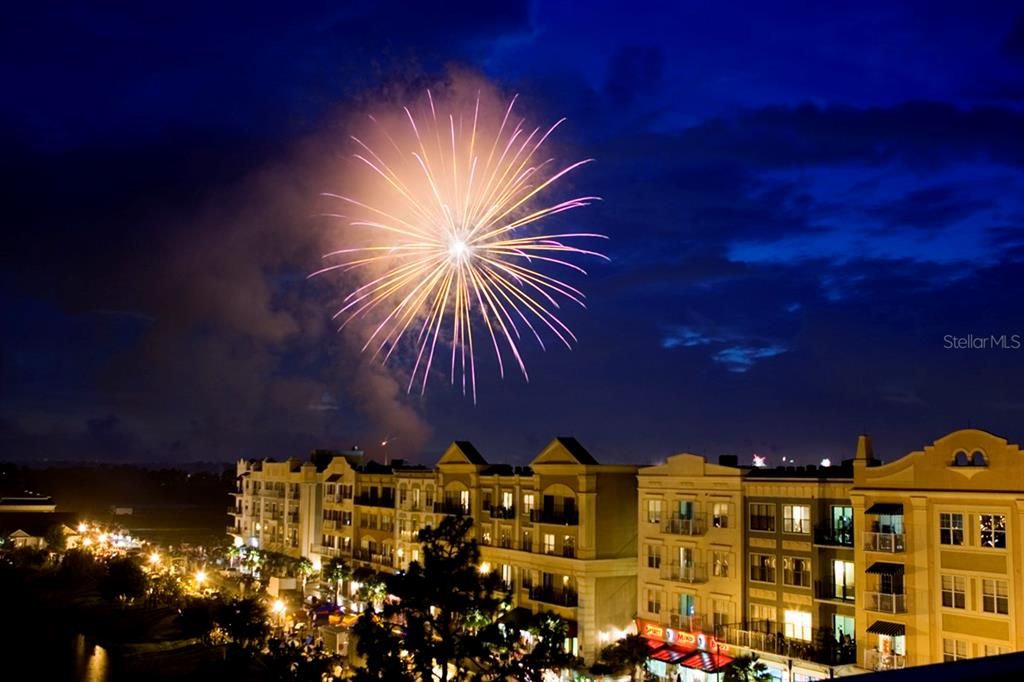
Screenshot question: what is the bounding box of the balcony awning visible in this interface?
[679,650,733,672]
[866,561,905,575]
[867,502,903,515]
[867,620,905,637]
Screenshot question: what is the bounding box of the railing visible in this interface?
[261,489,285,498]
[864,532,905,553]
[489,505,516,519]
[322,519,337,530]
[663,514,707,536]
[669,612,709,632]
[814,525,854,547]
[530,509,580,525]
[315,545,342,558]
[662,563,708,584]
[717,623,857,666]
[865,591,906,613]
[814,580,855,602]
[226,526,240,535]
[434,501,471,516]
[399,501,427,512]
[286,513,299,524]
[354,495,395,508]
[529,586,579,607]
[228,507,241,515]
[352,548,392,564]
[865,650,906,671]
[562,545,576,558]
[498,537,513,549]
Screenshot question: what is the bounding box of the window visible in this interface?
[543,533,555,555]
[523,493,535,515]
[983,579,1009,615]
[980,514,1007,549]
[939,513,964,546]
[501,490,513,509]
[749,553,776,583]
[941,575,966,609]
[647,544,662,569]
[783,557,810,587]
[750,603,777,628]
[783,505,811,534]
[647,588,661,615]
[784,610,812,641]
[832,560,855,600]
[563,534,575,557]
[712,502,730,528]
[749,503,776,532]
[459,489,470,510]
[712,550,730,577]
[647,498,663,524]
[943,638,969,662]
[500,563,512,587]
[986,645,1009,656]
[712,600,731,629]
[522,529,532,551]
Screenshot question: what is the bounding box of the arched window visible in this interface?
[953,451,969,466]
[970,450,987,466]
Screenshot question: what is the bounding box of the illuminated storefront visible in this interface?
[637,619,733,681]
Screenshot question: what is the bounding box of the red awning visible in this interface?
[678,650,733,673]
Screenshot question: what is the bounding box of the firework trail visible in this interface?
[313,91,606,401]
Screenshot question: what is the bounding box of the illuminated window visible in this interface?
[783,505,811,534]
[712,502,730,528]
[939,513,964,546]
[523,493,535,514]
[943,638,969,662]
[712,550,730,577]
[647,588,661,615]
[543,533,555,555]
[783,557,811,587]
[980,514,1007,549]
[941,575,966,609]
[647,498,663,524]
[749,503,776,532]
[502,490,513,509]
[783,610,812,641]
[749,603,776,629]
[983,579,1009,614]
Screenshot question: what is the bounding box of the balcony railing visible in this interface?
[399,501,427,512]
[814,525,854,547]
[352,548,394,566]
[529,586,579,607]
[315,545,342,558]
[864,532,905,553]
[434,501,471,516]
[662,563,708,584]
[530,509,579,526]
[717,622,857,666]
[227,526,240,535]
[663,514,707,536]
[562,545,576,558]
[865,591,906,613]
[322,519,337,530]
[669,612,709,633]
[814,580,855,602]
[488,505,516,519]
[228,507,241,515]
[865,650,906,671]
[354,495,395,508]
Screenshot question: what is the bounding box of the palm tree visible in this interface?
[723,653,774,682]
[324,557,351,604]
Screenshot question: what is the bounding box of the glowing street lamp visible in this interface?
[272,599,286,628]
[149,552,161,566]
[77,523,88,534]
[195,569,207,588]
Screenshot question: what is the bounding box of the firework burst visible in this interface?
[313,91,606,401]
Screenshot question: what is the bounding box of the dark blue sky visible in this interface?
[3,1,1024,466]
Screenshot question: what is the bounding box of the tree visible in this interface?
[179,596,219,643]
[44,524,67,553]
[57,548,101,588]
[596,633,649,682]
[99,556,148,603]
[217,597,270,649]
[324,557,351,604]
[723,654,774,682]
[353,515,510,681]
[352,604,412,682]
[514,611,582,682]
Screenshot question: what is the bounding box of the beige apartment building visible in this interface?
[229,456,321,559]
[852,429,1024,672]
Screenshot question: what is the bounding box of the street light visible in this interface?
[272,599,286,629]
[195,569,207,588]
[149,552,161,566]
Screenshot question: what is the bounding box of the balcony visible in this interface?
[814,580,855,602]
[352,549,394,566]
[529,586,579,607]
[322,519,337,530]
[488,505,516,519]
[814,525,854,547]
[865,591,906,614]
[561,545,576,558]
[434,501,471,516]
[717,623,857,666]
[355,495,395,508]
[663,514,707,536]
[864,532,905,553]
[226,526,240,535]
[399,501,427,512]
[315,545,342,558]
[865,650,906,671]
[669,612,709,633]
[530,509,579,526]
[228,506,241,515]
[661,563,708,584]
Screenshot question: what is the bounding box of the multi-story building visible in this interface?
[635,453,744,679]
[852,429,1024,672]
[229,456,321,559]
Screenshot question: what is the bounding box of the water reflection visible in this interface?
[72,634,110,682]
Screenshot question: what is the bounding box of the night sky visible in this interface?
[3,1,1024,467]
